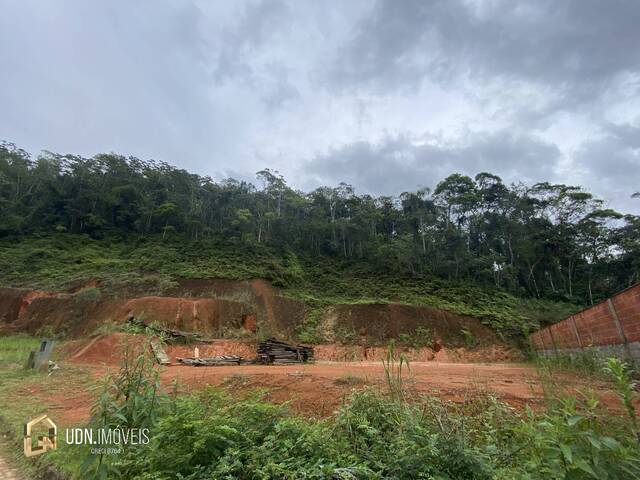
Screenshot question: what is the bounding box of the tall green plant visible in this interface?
[382,341,410,401]
[605,357,639,442]
[80,337,170,479]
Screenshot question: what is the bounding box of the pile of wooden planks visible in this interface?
[257,338,314,365]
[177,355,242,366]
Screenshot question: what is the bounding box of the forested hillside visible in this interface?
[1,141,638,310]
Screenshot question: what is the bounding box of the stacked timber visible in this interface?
[177,355,242,366]
[257,338,314,365]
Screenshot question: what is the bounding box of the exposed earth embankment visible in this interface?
[0,278,521,359]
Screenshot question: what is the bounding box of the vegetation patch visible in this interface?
[0,235,579,339]
[3,145,637,340]
[69,344,640,479]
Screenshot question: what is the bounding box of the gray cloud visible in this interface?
[0,0,638,215]
[329,0,640,97]
[303,131,563,195]
[575,124,640,210]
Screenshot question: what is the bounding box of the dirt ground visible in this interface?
[165,361,547,417]
[11,333,629,427]
[10,359,552,425]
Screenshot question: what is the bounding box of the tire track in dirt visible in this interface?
[0,451,22,480]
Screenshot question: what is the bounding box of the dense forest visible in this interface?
[1,141,638,307]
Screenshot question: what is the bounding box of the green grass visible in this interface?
[0,334,40,367]
[0,336,44,450]
[0,335,94,478]
[0,234,580,337]
[0,335,54,477]
[535,351,612,380]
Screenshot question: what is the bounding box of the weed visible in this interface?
[334,374,366,386]
[605,357,639,442]
[335,326,358,344]
[80,337,170,479]
[34,324,58,340]
[295,307,324,344]
[92,319,121,336]
[222,374,252,390]
[382,341,410,401]
[510,394,640,479]
[74,287,102,303]
[535,350,608,379]
[461,327,477,348]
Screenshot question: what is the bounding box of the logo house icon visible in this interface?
[23,414,57,457]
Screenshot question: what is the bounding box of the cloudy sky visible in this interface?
[1,0,639,213]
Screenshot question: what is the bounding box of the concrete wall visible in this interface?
[529,283,640,363]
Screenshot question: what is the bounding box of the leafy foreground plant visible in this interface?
[73,357,640,480]
[605,357,639,443]
[80,338,172,479]
[512,395,640,479]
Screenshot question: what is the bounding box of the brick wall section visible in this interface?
[549,319,576,349]
[578,302,620,346]
[530,330,543,350]
[541,328,555,351]
[530,283,640,350]
[612,286,640,342]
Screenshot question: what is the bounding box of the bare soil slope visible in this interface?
[0,278,515,353]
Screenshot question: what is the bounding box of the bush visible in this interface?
[398,326,434,349]
[72,348,640,480]
[74,287,102,302]
[510,397,640,479]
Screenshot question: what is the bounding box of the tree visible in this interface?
[1,140,636,304]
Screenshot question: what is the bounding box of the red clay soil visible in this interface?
[0,281,293,338]
[31,355,632,426]
[62,334,523,366]
[166,361,546,417]
[12,380,97,426]
[15,333,621,426]
[62,333,146,365]
[26,358,545,425]
[313,343,524,362]
[1,280,516,355]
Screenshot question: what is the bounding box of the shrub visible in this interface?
[605,357,639,442]
[70,347,640,480]
[74,287,102,303]
[461,327,477,348]
[398,326,434,349]
[509,396,640,479]
[80,338,170,479]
